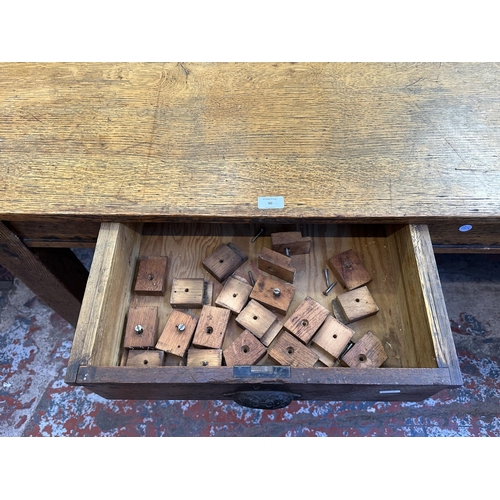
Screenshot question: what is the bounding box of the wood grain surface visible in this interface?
[1,63,499,223]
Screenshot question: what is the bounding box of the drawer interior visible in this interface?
[77,222,443,371]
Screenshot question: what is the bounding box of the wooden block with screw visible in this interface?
[187,348,222,367]
[123,306,159,349]
[310,315,355,360]
[125,349,165,367]
[271,231,311,255]
[170,278,212,309]
[191,305,231,349]
[341,331,388,368]
[156,310,198,357]
[215,276,253,314]
[283,296,330,344]
[249,274,295,316]
[268,331,319,368]
[134,256,168,295]
[235,299,278,339]
[334,286,379,324]
[258,247,296,283]
[202,243,248,282]
[328,248,372,291]
[223,330,267,366]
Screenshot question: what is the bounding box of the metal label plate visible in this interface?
[233,365,291,378]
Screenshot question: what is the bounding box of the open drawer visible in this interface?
[65,222,462,409]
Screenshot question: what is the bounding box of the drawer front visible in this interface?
[66,222,462,409]
[429,222,500,253]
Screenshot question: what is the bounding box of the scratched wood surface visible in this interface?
[1,63,499,223]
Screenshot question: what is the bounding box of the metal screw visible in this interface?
[285,247,290,256]
[248,271,255,286]
[251,228,264,243]
[134,325,144,334]
[323,281,337,296]
[273,287,281,297]
[177,323,186,332]
[147,274,154,280]
[202,360,209,366]
[323,268,330,287]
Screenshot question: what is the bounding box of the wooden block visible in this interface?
[223,330,267,366]
[123,306,158,349]
[235,299,278,339]
[258,247,296,283]
[335,286,379,324]
[192,305,231,349]
[133,256,168,295]
[249,274,295,316]
[283,296,330,344]
[170,278,212,309]
[310,315,355,360]
[268,331,319,368]
[260,320,283,347]
[342,331,388,368]
[187,348,222,367]
[202,243,248,282]
[215,276,253,314]
[309,344,336,367]
[328,248,372,290]
[271,231,311,255]
[156,310,198,357]
[126,350,165,367]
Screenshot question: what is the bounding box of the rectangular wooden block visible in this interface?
[260,320,283,347]
[341,331,388,368]
[156,310,198,357]
[215,276,253,314]
[223,330,267,366]
[271,231,311,255]
[249,274,295,316]
[123,306,158,349]
[268,331,319,368]
[310,315,355,360]
[187,348,222,367]
[328,248,372,291]
[202,243,248,282]
[335,286,379,324]
[258,247,296,283]
[284,296,330,344]
[170,278,212,309]
[235,299,278,339]
[125,349,165,367]
[134,256,168,295]
[192,305,231,349]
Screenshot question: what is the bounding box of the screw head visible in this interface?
[177,323,186,332]
[134,325,144,334]
[147,274,154,280]
[273,287,281,297]
[202,360,208,366]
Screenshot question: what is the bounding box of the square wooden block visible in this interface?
[235,299,278,339]
[335,286,379,324]
[215,276,253,314]
[123,306,158,349]
[260,320,283,347]
[202,243,248,282]
[271,231,311,255]
[328,248,372,291]
[170,278,212,309]
[223,330,267,366]
[310,315,354,360]
[156,310,198,357]
[258,247,296,283]
[268,331,319,368]
[192,305,231,349]
[187,348,222,367]
[125,350,165,367]
[249,274,295,316]
[134,256,168,295]
[342,331,388,368]
[284,296,330,344]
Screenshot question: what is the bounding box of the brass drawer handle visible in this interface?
[224,390,300,410]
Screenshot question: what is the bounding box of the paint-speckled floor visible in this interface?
[1,250,499,437]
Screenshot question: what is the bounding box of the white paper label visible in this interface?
[258,196,284,209]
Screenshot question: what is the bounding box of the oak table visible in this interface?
[1,63,499,327]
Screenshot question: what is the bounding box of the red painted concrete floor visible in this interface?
[1,250,499,437]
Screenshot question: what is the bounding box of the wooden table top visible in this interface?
[1,62,499,223]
